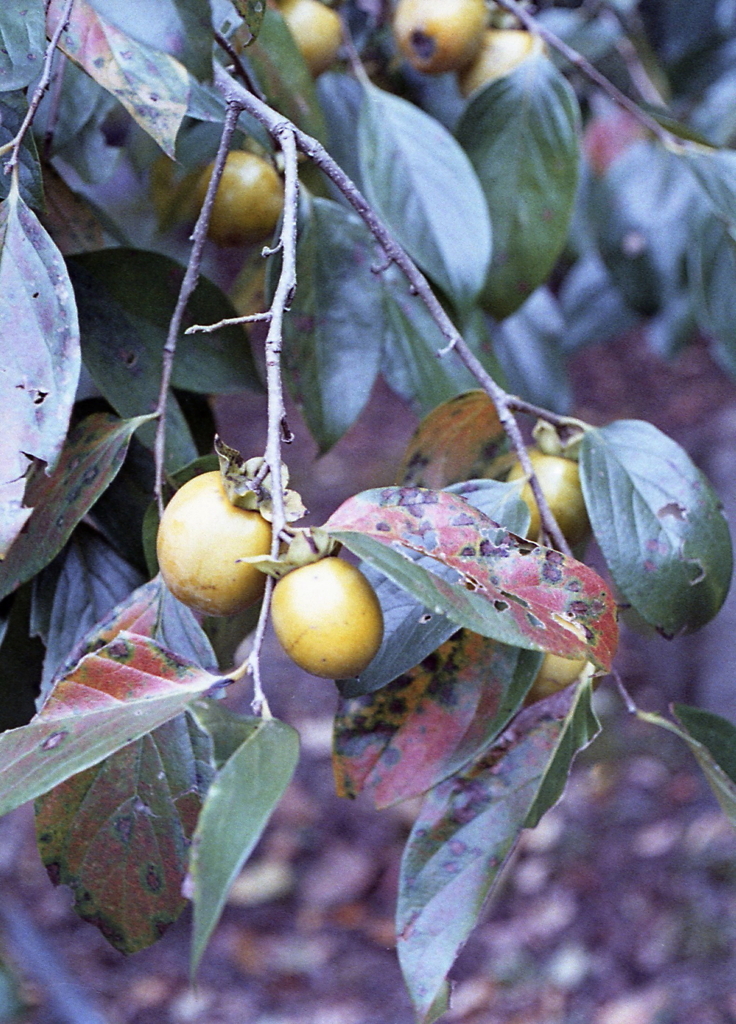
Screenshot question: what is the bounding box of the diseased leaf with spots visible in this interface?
[325,488,619,670]
[47,0,189,157]
[579,419,733,636]
[398,391,507,488]
[341,480,531,698]
[35,713,213,953]
[397,678,598,1024]
[0,413,151,603]
[187,703,300,973]
[0,179,80,558]
[0,632,221,818]
[334,632,541,807]
[0,0,45,90]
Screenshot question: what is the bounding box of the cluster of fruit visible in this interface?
[155,442,590,700]
[393,0,541,95]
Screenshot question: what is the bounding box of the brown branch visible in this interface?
[212,63,573,555]
[1,0,76,175]
[153,101,242,512]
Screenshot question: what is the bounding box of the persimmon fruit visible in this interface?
[156,471,272,616]
[458,28,543,96]
[271,557,384,678]
[194,151,284,247]
[393,0,487,74]
[507,448,590,546]
[279,0,342,76]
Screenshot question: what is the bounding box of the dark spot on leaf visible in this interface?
[460,545,476,556]
[418,613,432,624]
[451,513,476,527]
[145,864,163,892]
[32,291,39,298]
[569,601,590,618]
[45,862,61,885]
[41,730,68,751]
[463,574,480,591]
[643,559,657,572]
[526,612,544,629]
[115,814,134,844]
[382,747,401,767]
[376,521,391,532]
[82,466,99,485]
[494,600,508,613]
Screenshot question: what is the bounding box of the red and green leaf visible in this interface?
[35,713,212,953]
[397,390,508,488]
[333,631,541,808]
[0,632,221,818]
[397,679,599,1023]
[0,412,151,603]
[47,0,189,157]
[326,487,619,669]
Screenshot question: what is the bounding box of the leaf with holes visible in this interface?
[0,413,151,603]
[47,0,189,157]
[397,391,507,489]
[397,678,598,1023]
[579,419,733,636]
[325,488,618,669]
[35,712,213,953]
[0,179,80,559]
[334,632,541,807]
[0,632,222,818]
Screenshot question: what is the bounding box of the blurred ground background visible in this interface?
[2,328,736,1024]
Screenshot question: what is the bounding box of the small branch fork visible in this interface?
[211,63,572,554]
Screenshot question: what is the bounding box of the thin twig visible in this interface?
[153,101,242,512]
[186,311,272,334]
[493,0,682,150]
[212,64,573,555]
[613,669,638,714]
[214,28,267,101]
[1,0,76,174]
[216,101,300,715]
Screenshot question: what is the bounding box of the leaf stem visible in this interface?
[1,0,76,174]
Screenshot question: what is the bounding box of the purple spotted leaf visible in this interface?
[47,0,189,157]
[0,412,152,604]
[0,632,221,818]
[35,712,212,953]
[325,487,618,670]
[397,678,599,1023]
[333,631,541,808]
[0,179,80,558]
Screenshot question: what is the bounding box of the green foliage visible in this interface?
[0,2,735,1019]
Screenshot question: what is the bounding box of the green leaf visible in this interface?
[68,260,198,472]
[457,55,580,319]
[559,254,639,353]
[231,0,266,41]
[396,678,597,1024]
[687,209,736,376]
[326,488,619,670]
[579,419,733,636]
[48,0,189,157]
[0,93,43,208]
[69,249,262,394]
[34,525,144,696]
[681,146,736,229]
[316,71,364,191]
[334,634,540,806]
[35,713,212,953]
[494,289,572,414]
[282,196,383,451]
[640,706,736,830]
[0,632,221,818]
[585,143,696,316]
[380,265,479,416]
[187,704,299,973]
[0,179,80,558]
[0,0,45,90]
[341,480,531,698]
[246,6,327,142]
[0,413,151,603]
[359,83,492,312]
